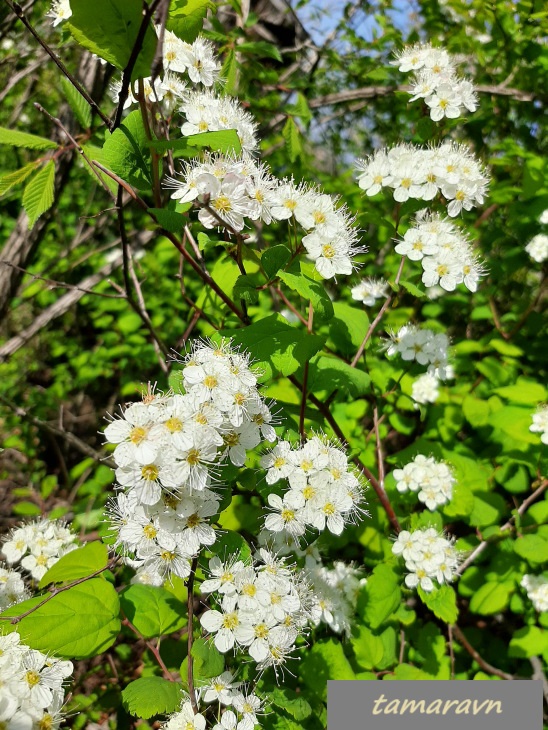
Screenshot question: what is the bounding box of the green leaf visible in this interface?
[399,280,426,298]
[233,274,260,305]
[514,535,548,566]
[509,626,548,658]
[278,270,334,322]
[60,76,92,129]
[462,395,491,427]
[0,126,57,150]
[226,314,325,380]
[1,579,121,658]
[81,143,118,194]
[282,117,302,163]
[300,638,355,701]
[103,110,154,190]
[262,245,291,280]
[268,687,312,720]
[359,563,401,629]
[149,208,186,234]
[120,584,186,638]
[67,0,157,80]
[469,491,507,527]
[330,302,369,355]
[121,677,182,719]
[209,530,252,564]
[221,48,238,95]
[186,129,242,155]
[39,542,108,589]
[469,581,512,615]
[238,40,283,62]
[418,585,458,623]
[168,0,214,43]
[352,625,385,670]
[191,637,225,679]
[286,93,312,126]
[308,356,370,397]
[22,160,55,228]
[0,162,39,196]
[495,379,547,405]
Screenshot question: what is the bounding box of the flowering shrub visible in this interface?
[0,0,547,728]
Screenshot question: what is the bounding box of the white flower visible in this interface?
[525,233,548,263]
[47,0,71,26]
[411,373,440,407]
[351,278,389,306]
[203,671,240,705]
[530,405,548,445]
[200,597,241,653]
[164,702,207,730]
[521,574,548,612]
[392,527,459,592]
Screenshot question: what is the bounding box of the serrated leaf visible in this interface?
[191,637,224,678]
[0,579,120,658]
[39,542,108,589]
[102,110,154,190]
[237,41,283,62]
[278,270,334,321]
[0,162,39,196]
[121,677,182,719]
[168,0,214,42]
[269,687,312,720]
[399,279,426,298]
[67,0,157,80]
[283,117,302,162]
[82,144,118,194]
[0,126,57,150]
[308,355,370,397]
[418,584,458,623]
[221,48,238,95]
[22,160,55,229]
[233,274,260,304]
[209,530,252,564]
[468,581,512,615]
[149,207,186,233]
[120,584,186,638]
[262,245,291,280]
[330,302,369,355]
[359,563,401,628]
[60,76,92,128]
[225,314,325,380]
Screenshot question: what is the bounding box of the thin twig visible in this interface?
[187,557,199,714]
[122,617,175,681]
[299,301,314,440]
[451,624,514,680]
[5,0,112,128]
[0,558,118,623]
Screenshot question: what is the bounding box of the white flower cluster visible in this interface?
[105,339,276,584]
[351,277,389,306]
[520,574,548,613]
[1,519,78,582]
[530,405,548,445]
[306,558,365,636]
[393,454,455,510]
[47,0,71,26]
[386,325,450,377]
[393,43,478,121]
[180,90,258,153]
[525,233,548,263]
[411,372,440,406]
[168,155,363,279]
[260,437,366,540]
[0,632,73,729]
[200,549,313,673]
[0,564,29,610]
[355,142,489,217]
[161,683,264,730]
[395,211,486,292]
[392,527,460,592]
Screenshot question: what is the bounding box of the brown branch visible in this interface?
[122,617,175,681]
[457,478,548,574]
[451,624,514,680]
[0,558,118,623]
[0,393,112,466]
[5,0,112,128]
[112,0,162,130]
[299,301,313,440]
[187,556,199,713]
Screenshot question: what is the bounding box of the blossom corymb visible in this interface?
[530,405,548,445]
[393,43,478,121]
[0,631,73,729]
[355,142,489,217]
[393,454,455,510]
[521,574,548,612]
[104,339,277,585]
[525,233,548,263]
[394,211,486,292]
[392,527,460,592]
[385,324,450,377]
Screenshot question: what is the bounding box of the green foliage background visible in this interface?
[0,0,547,727]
